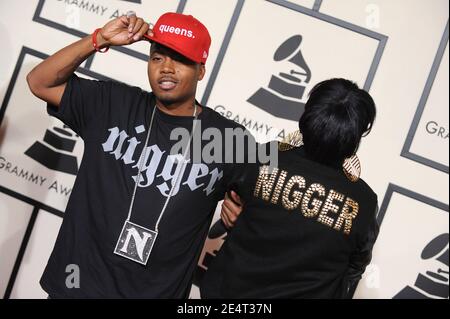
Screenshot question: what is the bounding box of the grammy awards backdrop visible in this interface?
[0,0,448,299]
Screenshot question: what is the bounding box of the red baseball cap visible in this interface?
[143,12,211,64]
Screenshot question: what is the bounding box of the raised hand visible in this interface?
[97,13,154,47]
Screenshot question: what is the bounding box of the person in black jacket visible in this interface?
[201,78,379,299]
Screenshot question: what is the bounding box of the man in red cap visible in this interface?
[26,11,247,298]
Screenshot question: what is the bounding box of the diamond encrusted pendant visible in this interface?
[113,221,158,265]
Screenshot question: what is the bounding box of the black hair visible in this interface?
[298,78,376,166]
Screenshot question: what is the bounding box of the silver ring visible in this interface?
[126,10,136,18]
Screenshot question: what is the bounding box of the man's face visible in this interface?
[148,43,205,105]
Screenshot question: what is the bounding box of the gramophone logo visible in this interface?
[394,233,449,299]
[193,219,228,286]
[25,125,80,175]
[247,35,312,121]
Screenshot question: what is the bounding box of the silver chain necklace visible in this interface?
[114,103,199,265]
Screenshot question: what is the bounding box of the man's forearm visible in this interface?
[26,14,149,107]
[27,34,108,91]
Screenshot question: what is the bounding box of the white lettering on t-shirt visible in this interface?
[102,125,222,197]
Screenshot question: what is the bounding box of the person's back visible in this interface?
[201,78,379,299]
[201,146,377,298]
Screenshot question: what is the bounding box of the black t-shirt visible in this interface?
[41,74,247,298]
[201,146,379,299]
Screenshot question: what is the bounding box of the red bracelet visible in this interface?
[92,28,109,53]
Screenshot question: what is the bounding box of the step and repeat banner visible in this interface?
[0,0,448,299]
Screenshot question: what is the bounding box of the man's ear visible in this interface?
[197,64,206,81]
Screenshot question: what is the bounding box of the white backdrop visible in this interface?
[0,0,448,299]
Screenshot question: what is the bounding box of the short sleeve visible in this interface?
[222,140,273,202]
[47,73,114,138]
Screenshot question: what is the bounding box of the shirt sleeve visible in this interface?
[220,130,260,200]
[345,202,380,298]
[46,73,115,139]
[221,140,278,207]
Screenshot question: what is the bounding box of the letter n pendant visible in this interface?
[113,221,158,265]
